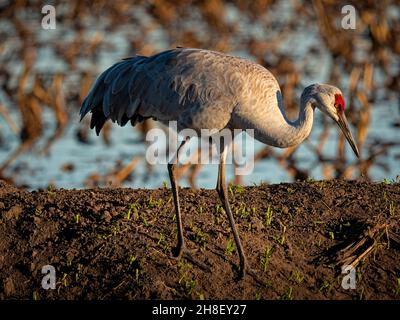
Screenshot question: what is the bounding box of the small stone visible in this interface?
[104,211,112,222]
[4,278,15,297]
[4,206,22,220]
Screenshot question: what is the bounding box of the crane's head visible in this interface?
[303,84,360,158]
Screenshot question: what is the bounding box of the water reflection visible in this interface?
[0,1,399,189]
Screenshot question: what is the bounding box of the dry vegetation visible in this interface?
[0,0,399,187]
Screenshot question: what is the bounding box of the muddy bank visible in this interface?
[0,179,399,300]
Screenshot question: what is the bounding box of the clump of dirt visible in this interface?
[0,179,399,300]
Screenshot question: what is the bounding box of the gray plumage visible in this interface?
[79,48,359,278]
[80,48,281,136]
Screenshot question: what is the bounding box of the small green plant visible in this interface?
[328,231,335,240]
[260,246,274,272]
[195,229,208,249]
[265,206,274,226]
[184,279,197,295]
[215,204,221,215]
[126,202,139,220]
[62,273,68,287]
[47,184,56,195]
[129,255,137,265]
[142,216,150,227]
[225,239,235,256]
[290,271,304,284]
[229,184,245,197]
[74,214,80,224]
[273,223,286,245]
[34,207,42,216]
[75,263,83,282]
[147,195,156,208]
[317,181,326,190]
[280,287,293,300]
[358,286,365,300]
[157,233,170,252]
[319,280,332,294]
[389,201,396,217]
[32,291,39,300]
[167,195,173,204]
[395,277,400,296]
[112,223,121,236]
[255,292,262,300]
[198,293,205,300]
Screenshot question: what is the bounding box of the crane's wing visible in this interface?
[80,48,250,135]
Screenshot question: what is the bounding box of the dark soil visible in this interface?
[1,179,399,300]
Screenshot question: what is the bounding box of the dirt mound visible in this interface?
[0,179,399,300]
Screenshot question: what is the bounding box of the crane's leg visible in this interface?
[168,138,189,258]
[216,143,247,278]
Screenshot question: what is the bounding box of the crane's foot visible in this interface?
[172,244,186,260]
[171,245,198,261]
[238,255,247,280]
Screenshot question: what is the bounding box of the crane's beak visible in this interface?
[336,111,360,158]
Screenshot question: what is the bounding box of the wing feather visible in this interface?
[79,48,250,135]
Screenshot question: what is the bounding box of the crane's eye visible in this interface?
[334,94,345,112]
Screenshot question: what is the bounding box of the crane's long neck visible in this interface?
[252,95,315,148]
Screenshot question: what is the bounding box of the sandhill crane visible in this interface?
[80,48,360,278]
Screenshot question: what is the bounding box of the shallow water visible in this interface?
[1,100,399,190]
[0,2,399,189]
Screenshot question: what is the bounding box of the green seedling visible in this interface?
[147,195,156,208]
[127,202,140,220]
[273,223,286,245]
[167,195,173,204]
[319,280,332,294]
[33,291,39,300]
[47,185,56,195]
[74,214,80,224]
[225,239,235,256]
[260,246,274,272]
[62,273,68,287]
[157,233,170,252]
[229,184,245,198]
[195,229,208,249]
[280,287,293,300]
[396,278,400,296]
[265,206,274,226]
[129,255,137,265]
[290,271,304,284]
[358,286,365,300]
[215,204,222,215]
[184,279,197,295]
[389,201,396,217]
[255,292,262,300]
